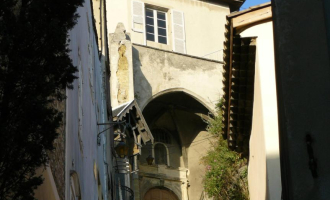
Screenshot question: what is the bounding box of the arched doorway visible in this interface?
[144,188,179,200]
[140,91,216,200]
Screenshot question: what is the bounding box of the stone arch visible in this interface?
[141,88,216,199]
[142,89,212,149]
[141,183,181,200]
[70,170,81,200]
[144,187,180,200]
[140,88,215,114]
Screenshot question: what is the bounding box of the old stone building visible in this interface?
[32,0,290,200]
[105,0,244,200]
[27,0,330,199]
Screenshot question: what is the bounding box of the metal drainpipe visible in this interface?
[186,170,190,200]
[103,138,109,200]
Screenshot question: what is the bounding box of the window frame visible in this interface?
[145,8,168,45]
[152,142,170,166]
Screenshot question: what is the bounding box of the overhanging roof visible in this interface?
[112,100,135,121]
[112,100,154,144]
[228,2,271,18]
[203,0,246,11]
[227,2,272,32]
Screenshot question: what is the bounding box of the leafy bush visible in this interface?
[202,99,249,200]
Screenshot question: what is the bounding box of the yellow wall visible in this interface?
[34,167,60,200]
[240,21,281,200]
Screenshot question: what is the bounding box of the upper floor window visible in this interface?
[131,0,186,53]
[145,8,167,44]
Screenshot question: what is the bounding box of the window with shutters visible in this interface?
[131,0,186,53]
[145,8,168,44]
[172,10,186,53]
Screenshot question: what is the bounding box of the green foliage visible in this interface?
[203,99,249,200]
[0,0,83,199]
[206,98,225,137]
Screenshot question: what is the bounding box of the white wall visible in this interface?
[107,0,229,61]
[240,21,281,200]
[65,1,110,199]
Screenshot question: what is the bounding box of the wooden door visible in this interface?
[144,188,178,200]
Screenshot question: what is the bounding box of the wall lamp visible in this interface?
[96,121,126,146]
[146,155,154,165]
[115,141,129,158]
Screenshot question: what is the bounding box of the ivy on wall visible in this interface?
[202,99,249,200]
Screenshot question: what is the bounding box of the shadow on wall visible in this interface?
[266,155,282,200]
[132,46,152,106]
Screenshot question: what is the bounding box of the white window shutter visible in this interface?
[172,10,186,54]
[131,0,145,33]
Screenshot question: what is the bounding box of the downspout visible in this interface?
[103,141,109,200]
[99,0,103,57]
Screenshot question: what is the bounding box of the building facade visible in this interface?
[29,0,330,199]
[105,1,244,200]
[33,1,286,200]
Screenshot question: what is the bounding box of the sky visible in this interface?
[240,0,270,10]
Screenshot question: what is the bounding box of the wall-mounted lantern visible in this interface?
[115,141,128,158]
[146,155,154,165]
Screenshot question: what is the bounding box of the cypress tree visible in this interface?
[0,0,84,199]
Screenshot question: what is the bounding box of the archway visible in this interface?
[144,187,179,200]
[140,91,217,200]
[70,170,81,200]
[140,88,215,114]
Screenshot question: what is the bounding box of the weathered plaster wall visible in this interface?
[139,164,188,200]
[187,130,216,200]
[109,23,135,107]
[65,1,111,199]
[140,107,213,200]
[34,1,111,199]
[240,21,281,200]
[169,109,215,200]
[106,0,229,60]
[132,44,223,112]
[117,45,130,102]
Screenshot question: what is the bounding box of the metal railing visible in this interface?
[116,185,134,200]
